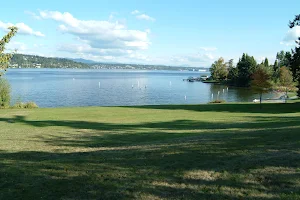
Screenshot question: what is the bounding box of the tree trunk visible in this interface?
[260,93,262,109]
[285,87,288,103]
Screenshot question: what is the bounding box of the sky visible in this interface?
[0,0,299,67]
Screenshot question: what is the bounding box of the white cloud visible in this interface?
[131,10,140,15]
[136,14,155,22]
[281,26,300,46]
[39,10,150,50]
[199,47,217,52]
[6,41,27,52]
[0,20,45,37]
[169,52,215,66]
[58,43,132,57]
[24,11,41,20]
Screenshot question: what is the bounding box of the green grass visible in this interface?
[1,102,300,199]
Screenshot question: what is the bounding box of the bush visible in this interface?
[24,102,38,108]
[12,102,25,109]
[0,78,11,108]
[12,101,38,109]
[209,100,226,104]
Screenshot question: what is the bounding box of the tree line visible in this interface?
[210,15,300,97]
[10,54,90,69]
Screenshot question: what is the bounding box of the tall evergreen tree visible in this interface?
[237,53,257,87]
[264,58,269,67]
[289,14,300,96]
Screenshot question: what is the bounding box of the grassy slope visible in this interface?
[0,102,300,200]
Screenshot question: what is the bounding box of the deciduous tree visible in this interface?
[279,66,294,102]
[0,26,18,76]
[210,57,228,81]
[251,66,273,109]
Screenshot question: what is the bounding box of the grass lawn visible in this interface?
[1,102,300,199]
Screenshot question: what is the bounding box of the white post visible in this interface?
[217,91,220,100]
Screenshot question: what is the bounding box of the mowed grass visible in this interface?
[1,102,300,200]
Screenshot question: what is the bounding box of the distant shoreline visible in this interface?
[8,67,210,72]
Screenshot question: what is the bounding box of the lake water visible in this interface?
[5,69,279,108]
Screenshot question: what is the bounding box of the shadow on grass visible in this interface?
[122,101,300,114]
[0,115,300,199]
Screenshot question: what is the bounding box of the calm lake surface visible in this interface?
[5,69,279,108]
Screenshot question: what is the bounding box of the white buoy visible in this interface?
[170,81,172,86]
[184,95,187,100]
[211,93,214,100]
[99,82,101,88]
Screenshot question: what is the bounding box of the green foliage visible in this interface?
[251,66,273,92]
[237,53,257,87]
[263,58,269,67]
[276,51,292,67]
[24,102,39,108]
[209,57,228,80]
[280,66,294,87]
[251,66,273,107]
[12,101,38,109]
[0,78,11,108]
[12,102,25,109]
[0,27,18,76]
[226,59,238,83]
[288,14,300,96]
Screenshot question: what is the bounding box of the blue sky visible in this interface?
[1,0,299,67]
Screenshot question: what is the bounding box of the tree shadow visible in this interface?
[121,101,300,114]
[1,114,300,199]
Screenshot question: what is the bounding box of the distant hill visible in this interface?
[10,54,90,69]
[69,58,122,65]
[69,58,97,64]
[9,54,209,72]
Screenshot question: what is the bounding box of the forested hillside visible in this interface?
[9,54,90,69]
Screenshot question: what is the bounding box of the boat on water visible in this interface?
[183,75,210,82]
[200,75,209,81]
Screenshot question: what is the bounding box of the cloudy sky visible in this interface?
[1,0,299,67]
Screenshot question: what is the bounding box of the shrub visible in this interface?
[0,78,11,108]
[12,101,38,109]
[12,102,25,109]
[24,102,38,108]
[209,100,226,104]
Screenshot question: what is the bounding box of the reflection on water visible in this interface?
[5,69,279,107]
[208,84,275,102]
